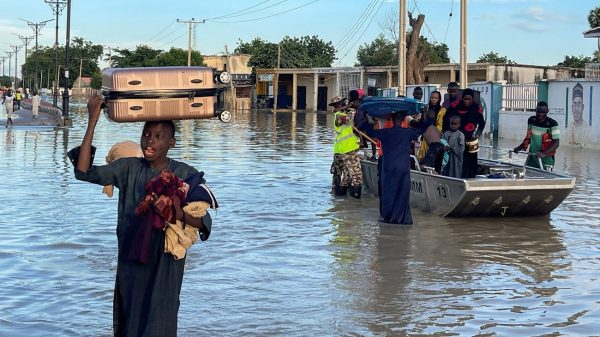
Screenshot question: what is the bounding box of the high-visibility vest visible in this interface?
[334,111,359,154]
[15,92,21,100]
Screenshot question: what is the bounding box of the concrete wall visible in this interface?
[499,80,600,150]
[204,55,252,74]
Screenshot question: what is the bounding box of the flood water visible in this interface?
[1,105,599,337]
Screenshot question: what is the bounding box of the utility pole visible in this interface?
[62,0,72,118]
[1,56,6,78]
[13,34,34,91]
[75,58,93,89]
[46,0,67,107]
[460,0,467,89]
[176,18,205,66]
[21,18,53,92]
[103,45,113,67]
[398,0,406,97]
[224,45,236,111]
[273,43,281,113]
[10,45,21,89]
[6,52,13,87]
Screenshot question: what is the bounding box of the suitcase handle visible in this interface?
[190,102,204,108]
[128,80,142,85]
[190,79,203,84]
[130,106,143,111]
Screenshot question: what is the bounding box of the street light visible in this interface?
[62,0,71,120]
[46,0,67,108]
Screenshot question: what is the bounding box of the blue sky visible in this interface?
[0,0,598,74]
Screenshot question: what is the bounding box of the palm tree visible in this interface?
[588,7,600,28]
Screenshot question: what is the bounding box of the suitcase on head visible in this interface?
[101,66,223,122]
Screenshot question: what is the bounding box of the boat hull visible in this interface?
[361,159,575,217]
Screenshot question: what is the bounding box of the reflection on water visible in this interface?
[1,109,599,336]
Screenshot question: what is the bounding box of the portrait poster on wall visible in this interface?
[548,81,598,148]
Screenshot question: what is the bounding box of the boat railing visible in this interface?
[410,154,421,172]
[508,150,552,172]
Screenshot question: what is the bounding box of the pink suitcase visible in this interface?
[101,66,224,122]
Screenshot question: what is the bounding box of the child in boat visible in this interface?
[442,115,465,178]
[68,95,215,337]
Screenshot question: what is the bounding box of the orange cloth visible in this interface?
[102,141,144,197]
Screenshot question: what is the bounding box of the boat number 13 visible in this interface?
[437,184,449,199]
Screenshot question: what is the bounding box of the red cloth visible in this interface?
[129,170,188,264]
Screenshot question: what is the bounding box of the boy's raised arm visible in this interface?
[77,95,103,173]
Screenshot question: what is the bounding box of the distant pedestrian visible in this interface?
[2,90,14,126]
[442,115,465,178]
[513,101,560,170]
[31,91,41,119]
[15,90,22,110]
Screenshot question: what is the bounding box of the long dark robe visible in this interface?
[444,101,485,178]
[369,126,419,224]
[68,147,200,337]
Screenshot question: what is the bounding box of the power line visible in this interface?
[142,20,177,45]
[335,0,379,51]
[336,0,385,65]
[413,0,460,66]
[148,25,186,48]
[208,0,319,24]
[205,0,272,20]
[443,0,454,44]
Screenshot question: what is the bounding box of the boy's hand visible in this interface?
[87,95,103,123]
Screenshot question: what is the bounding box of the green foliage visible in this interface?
[235,38,278,68]
[90,72,102,89]
[150,48,204,67]
[21,37,103,89]
[111,46,205,68]
[0,75,11,87]
[112,45,163,68]
[355,34,449,66]
[356,34,397,66]
[588,7,600,28]
[476,51,515,64]
[557,55,593,68]
[425,39,450,64]
[235,35,336,68]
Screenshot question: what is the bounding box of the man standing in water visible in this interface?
[514,101,560,170]
[330,96,363,199]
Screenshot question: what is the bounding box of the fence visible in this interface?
[585,63,600,80]
[501,83,538,111]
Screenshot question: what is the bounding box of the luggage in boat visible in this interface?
[101,66,222,122]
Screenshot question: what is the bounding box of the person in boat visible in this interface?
[513,101,560,170]
[416,90,443,163]
[366,111,420,224]
[438,82,460,132]
[443,88,485,178]
[442,115,465,178]
[330,95,363,199]
[412,86,424,102]
[68,95,214,337]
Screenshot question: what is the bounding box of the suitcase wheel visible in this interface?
[219,110,232,123]
[217,71,231,84]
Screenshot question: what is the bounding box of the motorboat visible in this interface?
[356,96,575,217]
[361,155,576,217]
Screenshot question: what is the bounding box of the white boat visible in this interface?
[361,155,575,217]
